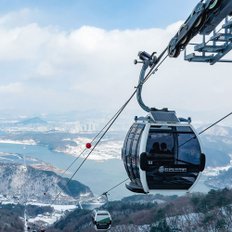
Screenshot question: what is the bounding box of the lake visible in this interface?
[0,143,211,200]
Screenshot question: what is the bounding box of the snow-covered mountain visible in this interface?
[206,167,232,189]
[199,125,232,137]
[199,125,232,167]
[0,163,93,204]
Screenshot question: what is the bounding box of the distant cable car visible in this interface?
[122,51,206,194]
[92,210,112,231]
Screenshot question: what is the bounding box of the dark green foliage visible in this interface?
[121,194,178,204]
[26,204,53,217]
[57,178,90,197]
[106,200,155,212]
[191,188,232,213]
[154,208,166,222]
[150,220,171,232]
[201,209,227,231]
[52,209,91,232]
[216,218,226,230]
[0,204,24,232]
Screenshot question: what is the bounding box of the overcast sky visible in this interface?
[0,0,231,124]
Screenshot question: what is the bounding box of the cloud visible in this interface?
[0,8,32,27]
[0,83,24,94]
[0,9,230,123]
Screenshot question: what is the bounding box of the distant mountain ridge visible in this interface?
[207,167,232,189]
[16,117,47,125]
[199,125,232,167]
[198,125,232,137]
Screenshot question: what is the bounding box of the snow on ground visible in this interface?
[165,212,203,230]
[56,137,123,161]
[0,139,36,145]
[28,202,77,211]
[27,202,77,226]
[0,196,77,226]
[1,200,16,205]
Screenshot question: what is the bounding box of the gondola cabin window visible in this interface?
[146,127,175,164]
[177,127,201,165]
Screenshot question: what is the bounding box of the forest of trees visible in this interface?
[48,188,232,232]
[0,204,53,232]
[1,188,232,231]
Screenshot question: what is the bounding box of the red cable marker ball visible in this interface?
[86,143,92,149]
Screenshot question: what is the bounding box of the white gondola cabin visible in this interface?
[122,110,205,194]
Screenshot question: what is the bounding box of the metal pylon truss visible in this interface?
[185,16,232,65]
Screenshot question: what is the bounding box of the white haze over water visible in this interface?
[0,9,230,125]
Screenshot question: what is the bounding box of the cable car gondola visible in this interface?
[92,210,112,231]
[121,51,206,194]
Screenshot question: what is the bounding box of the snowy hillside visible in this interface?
[0,163,93,204]
[199,125,232,168]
